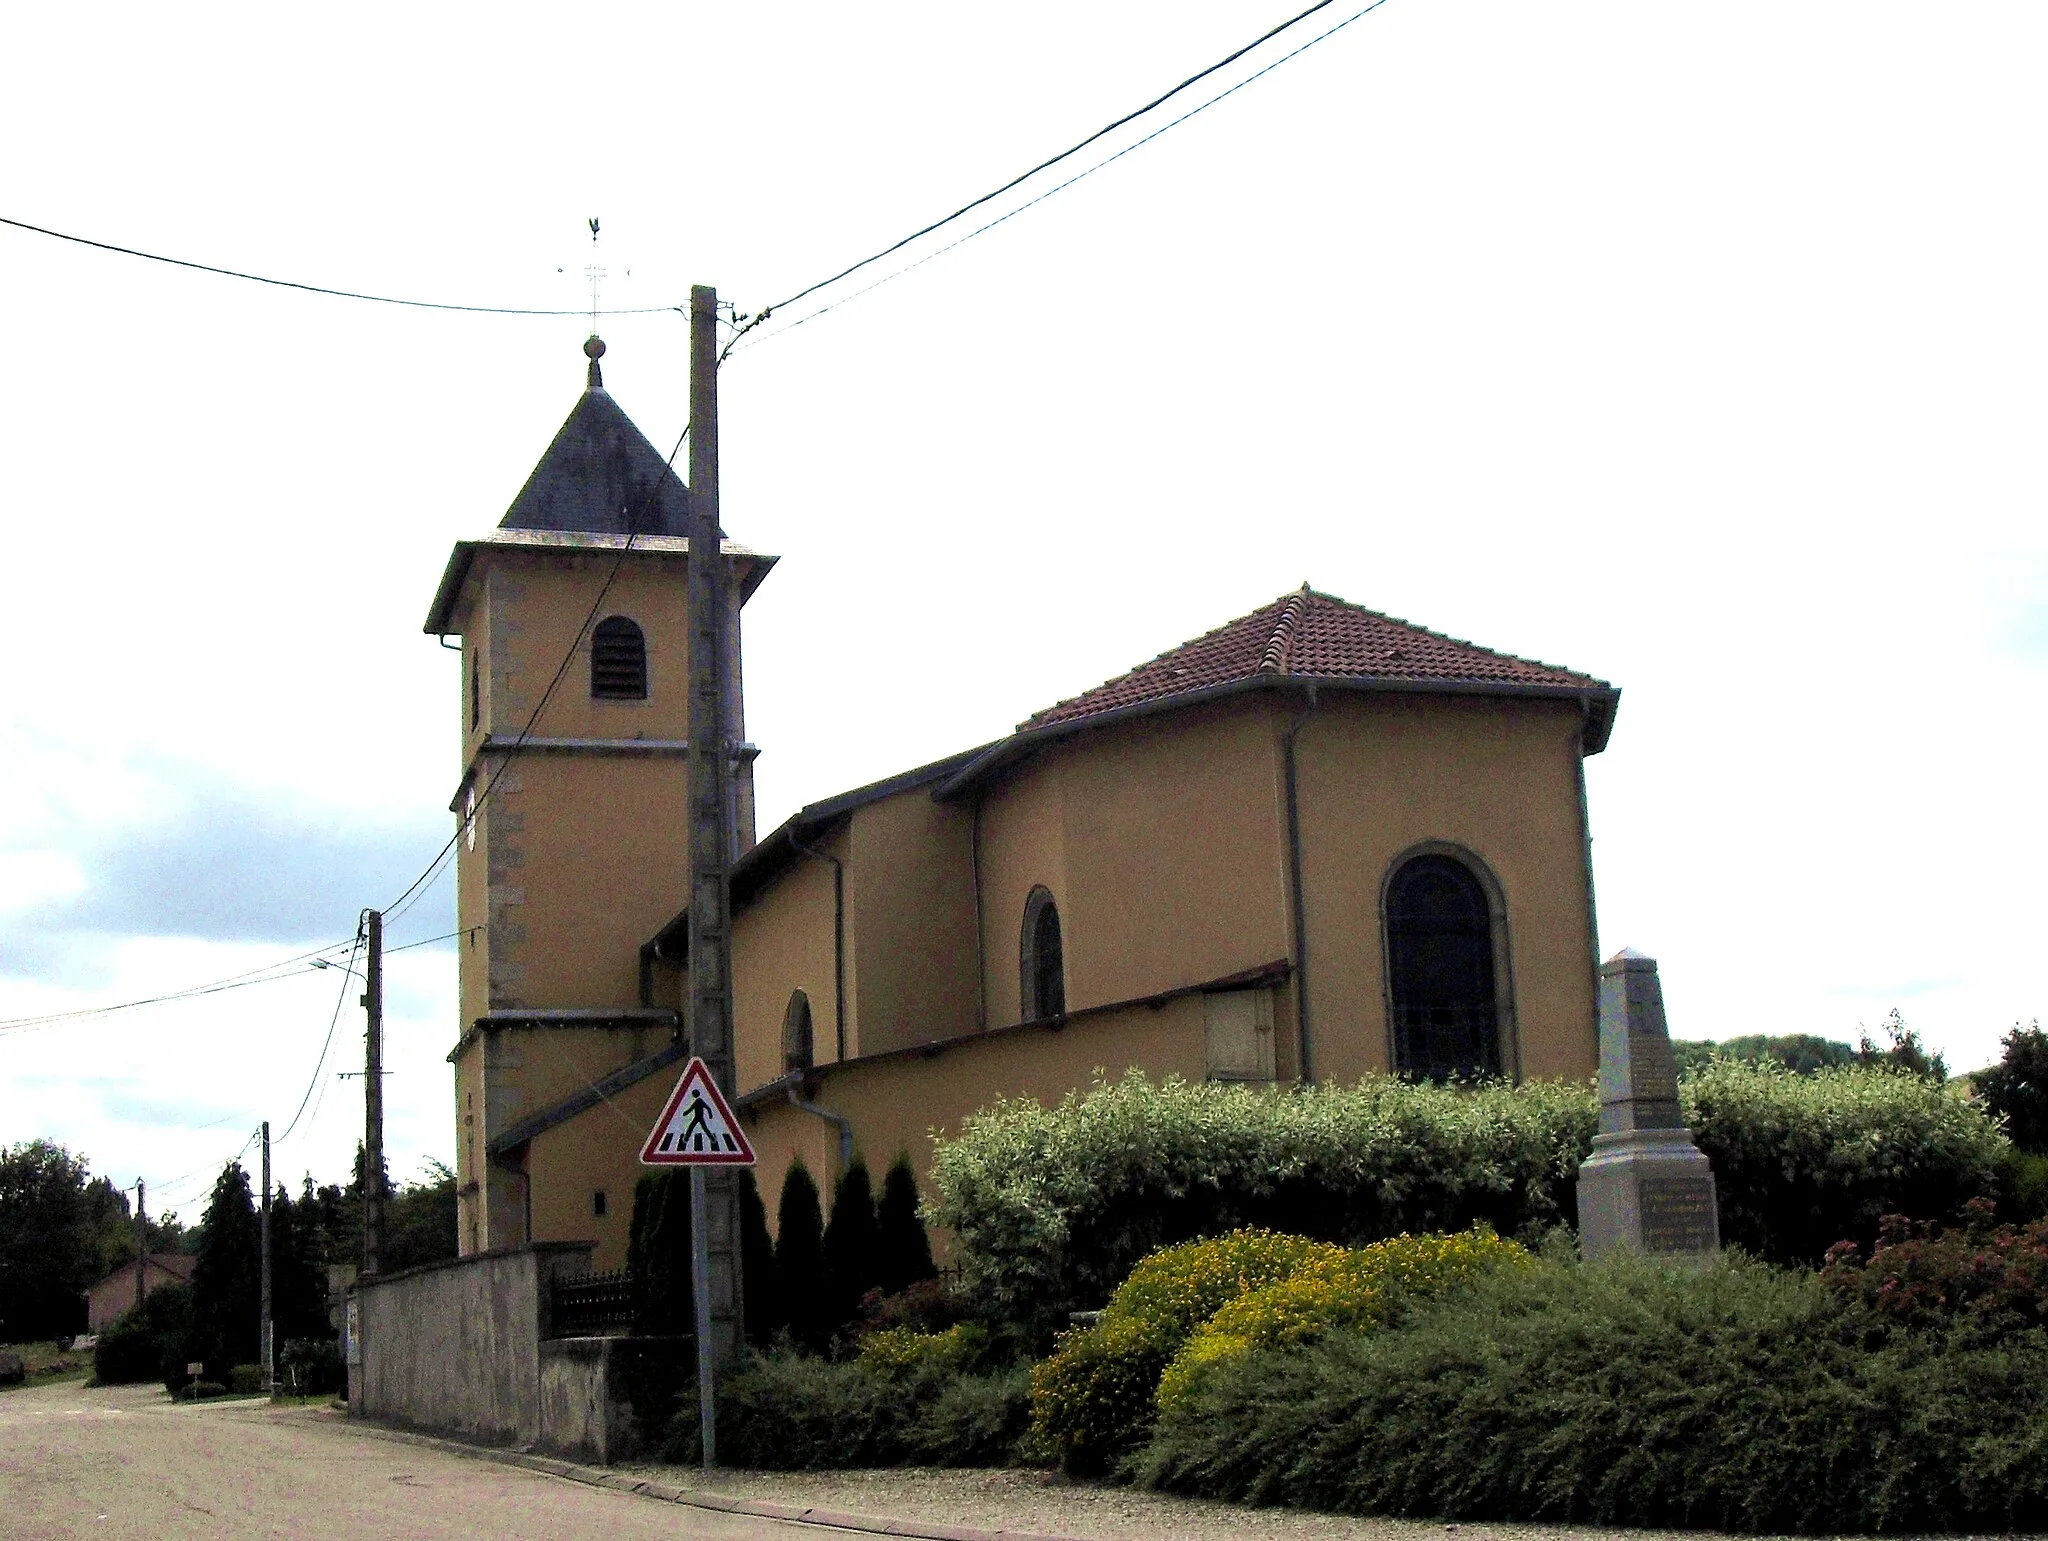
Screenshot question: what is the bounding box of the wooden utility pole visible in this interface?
[134,1178,147,1312]
[259,1120,273,1392]
[362,910,385,1277]
[684,283,744,1467]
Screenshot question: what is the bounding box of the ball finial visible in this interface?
[584,335,606,360]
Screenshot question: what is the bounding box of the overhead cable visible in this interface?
[0,214,684,317]
[740,0,1395,349]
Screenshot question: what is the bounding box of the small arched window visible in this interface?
[1020,887,1066,1021]
[783,989,814,1074]
[591,616,647,700]
[469,648,481,729]
[1385,853,1502,1081]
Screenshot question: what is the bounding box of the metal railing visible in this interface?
[550,1268,636,1337]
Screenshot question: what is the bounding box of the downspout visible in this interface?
[787,1085,855,1176]
[790,828,847,1063]
[969,796,988,1030]
[1573,704,1602,1062]
[1282,685,1319,1084]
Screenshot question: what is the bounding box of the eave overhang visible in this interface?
[934,673,1621,802]
[422,529,777,637]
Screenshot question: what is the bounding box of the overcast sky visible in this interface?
[2,1,2042,1222]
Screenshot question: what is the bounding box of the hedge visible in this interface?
[927,1064,2009,1322]
[662,1345,1038,1469]
[1138,1251,2048,1533]
[928,1071,1591,1330]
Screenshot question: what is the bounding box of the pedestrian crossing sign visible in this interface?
[640,1056,756,1166]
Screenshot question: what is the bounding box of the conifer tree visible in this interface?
[875,1154,938,1296]
[627,1172,693,1335]
[738,1169,782,1346]
[774,1162,828,1352]
[822,1159,881,1335]
[190,1162,261,1378]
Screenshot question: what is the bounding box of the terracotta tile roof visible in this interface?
[1022,587,1610,731]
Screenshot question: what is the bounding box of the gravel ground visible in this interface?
[626,1463,1754,1541]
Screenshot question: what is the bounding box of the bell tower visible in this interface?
[423,337,775,1261]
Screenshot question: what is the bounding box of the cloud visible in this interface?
[57,783,452,944]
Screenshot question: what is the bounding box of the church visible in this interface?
[426,343,1620,1268]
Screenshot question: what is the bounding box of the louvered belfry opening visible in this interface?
[1386,854,1501,1081]
[591,615,647,699]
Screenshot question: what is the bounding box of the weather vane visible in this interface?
[584,216,604,332]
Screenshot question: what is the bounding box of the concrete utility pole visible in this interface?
[684,283,744,1467]
[362,910,385,1277]
[134,1178,147,1312]
[259,1120,272,1392]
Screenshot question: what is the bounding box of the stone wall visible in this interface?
[537,1335,693,1465]
[349,1241,594,1447]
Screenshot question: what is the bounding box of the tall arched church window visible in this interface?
[1021,887,1066,1021]
[1385,853,1502,1081]
[783,989,814,1074]
[591,616,647,700]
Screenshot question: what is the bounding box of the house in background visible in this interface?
[426,341,1620,1270]
[84,1253,195,1333]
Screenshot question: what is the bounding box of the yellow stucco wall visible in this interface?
[1295,692,1599,1084]
[1031,701,1295,1019]
[846,792,979,1056]
[742,993,1214,1241]
[733,838,842,1089]
[525,1067,680,1271]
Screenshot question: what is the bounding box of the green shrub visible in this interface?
[1977,1022,2048,1155]
[664,1350,1038,1469]
[92,1283,192,1387]
[228,1364,266,1395]
[190,1380,228,1399]
[278,1337,342,1396]
[929,1072,1593,1331]
[1682,1057,2005,1265]
[1138,1253,2048,1533]
[2001,1147,2048,1223]
[1030,1230,1335,1473]
[1158,1228,1528,1414]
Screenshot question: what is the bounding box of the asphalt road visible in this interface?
[0,1379,823,1541]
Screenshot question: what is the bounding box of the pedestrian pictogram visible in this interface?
[640,1056,755,1166]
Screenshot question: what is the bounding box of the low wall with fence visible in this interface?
[348,1245,690,1463]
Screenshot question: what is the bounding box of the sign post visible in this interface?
[641,1056,755,1468]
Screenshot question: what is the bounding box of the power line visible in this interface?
[0,939,358,1034]
[0,926,470,1036]
[0,214,687,317]
[733,0,1363,340]
[739,0,1396,351]
[275,927,366,1146]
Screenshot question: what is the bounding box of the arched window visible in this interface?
[1385,853,1502,1081]
[783,989,814,1074]
[591,616,647,699]
[1020,887,1066,1021]
[469,649,481,729]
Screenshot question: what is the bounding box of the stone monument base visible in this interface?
[1577,1128,1720,1261]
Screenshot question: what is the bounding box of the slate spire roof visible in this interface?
[498,336,693,537]
[1020,586,1610,732]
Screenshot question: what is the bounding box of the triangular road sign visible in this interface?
[640,1056,756,1167]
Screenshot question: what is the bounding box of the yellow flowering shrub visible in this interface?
[1029,1229,1337,1472]
[855,1323,986,1380]
[1155,1228,1530,1415]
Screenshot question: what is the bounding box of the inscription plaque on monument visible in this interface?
[1640,1174,1718,1254]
